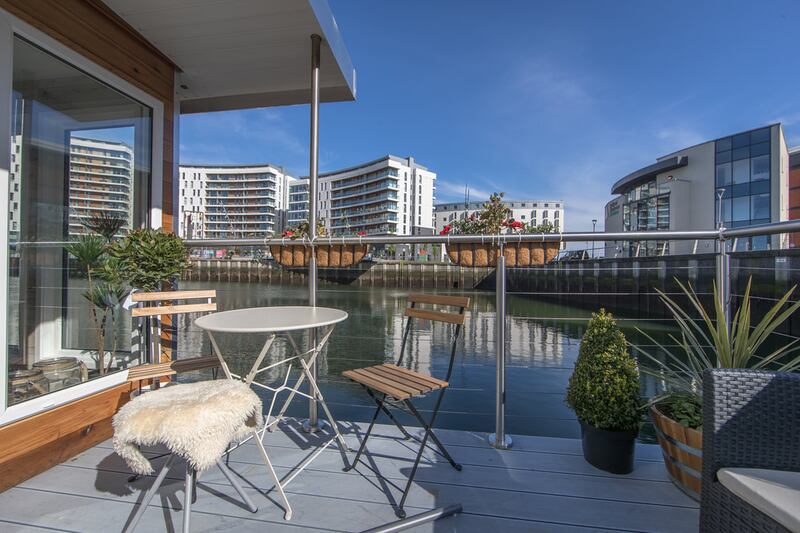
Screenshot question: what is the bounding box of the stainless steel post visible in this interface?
[304,34,322,433]
[716,229,731,337]
[489,245,512,449]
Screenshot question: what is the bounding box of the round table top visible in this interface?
[194,306,348,334]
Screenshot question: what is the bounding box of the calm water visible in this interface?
[176,282,678,442]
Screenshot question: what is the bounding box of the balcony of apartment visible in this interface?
[329,213,398,229]
[206,175,277,185]
[328,168,398,191]
[7,2,798,532]
[331,190,399,209]
[329,178,398,200]
[206,195,276,204]
[329,201,399,220]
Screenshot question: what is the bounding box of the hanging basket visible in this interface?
[445,241,559,267]
[270,244,369,268]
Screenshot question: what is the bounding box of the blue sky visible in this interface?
[180,0,800,231]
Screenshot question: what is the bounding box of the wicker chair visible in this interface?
[701,369,800,533]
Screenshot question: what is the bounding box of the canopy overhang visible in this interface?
[102,0,356,113]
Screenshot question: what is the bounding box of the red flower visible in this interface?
[357,231,366,237]
[511,220,523,229]
[283,230,294,237]
[439,224,452,235]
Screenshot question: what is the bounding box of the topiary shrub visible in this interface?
[109,228,189,291]
[566,309,642,432]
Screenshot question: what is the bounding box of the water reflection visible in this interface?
[176,282,676,442]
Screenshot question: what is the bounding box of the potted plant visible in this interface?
[109,228,190,291]
[441,192,559,267]
[65,213,129,375]
[566,309,643,474]
[637,277,800,499]
[271,221,370,268]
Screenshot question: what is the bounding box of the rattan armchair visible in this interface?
[701,369,800,533]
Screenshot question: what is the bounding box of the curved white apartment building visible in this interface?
[318,155,436,237]
[179,164,290,239]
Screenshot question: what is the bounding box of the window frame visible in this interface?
[0,9,165,424]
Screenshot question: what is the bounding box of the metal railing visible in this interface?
[185,218,800,449]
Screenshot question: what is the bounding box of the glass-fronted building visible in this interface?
[605,124,790,257]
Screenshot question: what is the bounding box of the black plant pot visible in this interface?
[579,420,637,474]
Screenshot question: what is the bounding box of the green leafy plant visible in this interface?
[566,309,643,432]
[637,277,800,429]
[109,228,189,291]
[64,216,129,375]
[657,392,703,430]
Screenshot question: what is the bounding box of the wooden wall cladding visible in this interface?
[0,382,135,492]
[0,0,176,101]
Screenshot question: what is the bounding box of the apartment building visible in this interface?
[433,199,565,233]
[287,178,309,227]
[604,124,790,257]
[178,164,291,239]
[68,137,135,236]
[283,155,436,240]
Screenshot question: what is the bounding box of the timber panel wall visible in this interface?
[0,0,178,489]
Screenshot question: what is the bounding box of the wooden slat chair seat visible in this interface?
[127,290,220,386]
[342,293,470,519]
[342,364,448,401]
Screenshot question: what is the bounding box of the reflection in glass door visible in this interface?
[7,36,151,407]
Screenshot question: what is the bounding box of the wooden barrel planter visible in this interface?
[445,241,559,267]
[270,244,369,268]
[650,405,702,501]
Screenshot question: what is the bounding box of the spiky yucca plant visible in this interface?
[637,277,800,429]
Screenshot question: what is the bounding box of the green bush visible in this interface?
[566,309,642,432]
[109,229,189,291]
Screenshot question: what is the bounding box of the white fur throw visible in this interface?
[113,380,263,475]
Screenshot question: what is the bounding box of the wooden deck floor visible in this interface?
[0,419,699,532]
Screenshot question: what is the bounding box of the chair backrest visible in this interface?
[128,290,219,384]
[131,289,217,318]
[398,293,470,381]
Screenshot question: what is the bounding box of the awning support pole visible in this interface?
[304,33,322,433]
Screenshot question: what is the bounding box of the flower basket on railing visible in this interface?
[445,241,559,267]
[271,222,369,268]
[441,192,560,267]
[270,243,369,268]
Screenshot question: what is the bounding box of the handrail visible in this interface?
[182,219,800,248]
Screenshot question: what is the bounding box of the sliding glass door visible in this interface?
[6,36,152,408]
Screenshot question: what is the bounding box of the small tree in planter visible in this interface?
[65,214,129,375]
[566,309,643,474]
[109,228,190,291]
[109,229,189,366]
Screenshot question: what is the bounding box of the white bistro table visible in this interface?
[194,306,349,520]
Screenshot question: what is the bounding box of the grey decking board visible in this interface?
[18,450,697,532]
[1,419,698,532]
[63,442,694,509]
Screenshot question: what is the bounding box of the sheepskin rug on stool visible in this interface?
[113,380,263,475]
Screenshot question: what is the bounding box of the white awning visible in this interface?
[102,0,356,113]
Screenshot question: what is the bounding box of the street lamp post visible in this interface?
[591,219,597,258]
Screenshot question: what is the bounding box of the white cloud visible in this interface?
[655,127,705,154]
[435,180,492,203]
[514,57,592,110]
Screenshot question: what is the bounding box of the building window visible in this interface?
[715,127,771,238]
[6,36,153,406]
